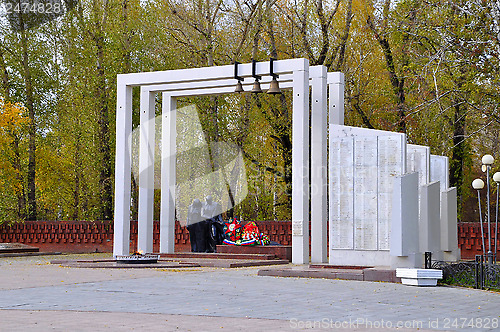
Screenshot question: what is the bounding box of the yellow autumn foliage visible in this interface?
[0,96,28,136]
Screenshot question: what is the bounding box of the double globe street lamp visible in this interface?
[472,155,500,264]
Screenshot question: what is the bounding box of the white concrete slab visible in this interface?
[441,187,459,261]
[431,155,449,192]
[420,181,442,258]
[391,172,419,257]
[407,144,430,187]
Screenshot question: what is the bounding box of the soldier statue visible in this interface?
[186,198,206,252]
[202,195,225,252]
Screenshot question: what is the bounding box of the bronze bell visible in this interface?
[251,79,262,94]
[234,80,244,93]
[267,78,281,95]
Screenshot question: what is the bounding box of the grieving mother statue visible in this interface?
[202,195,225,252]
[186,198,207,252]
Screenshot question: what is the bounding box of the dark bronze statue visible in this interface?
[186,199,206,252]
[202,195,224,252]
[186,196,224,252]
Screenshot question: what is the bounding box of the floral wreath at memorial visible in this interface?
[222,218,270,246]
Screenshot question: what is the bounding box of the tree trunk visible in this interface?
[0,46,27,220]
[449,102,468,207]
[72,114,81,220]
[122,0,131,73]
[20,27,37,221]
[13,136,26,219]
[95,34,113,220]
[88,0,112,221]
[373,35,406,133]
[367,1,413,134]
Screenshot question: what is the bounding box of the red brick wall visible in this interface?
[255,221,292,245]
[0,221,115,253]
[134,220,291,252]
[0,220,291,253]
[1,220,495,260]
[458,222,500,259]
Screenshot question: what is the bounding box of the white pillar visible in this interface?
[160,93,176,253]
[328,72,344,125]
[137,89,156,253]
[310,66,328,263]
[292,59,310,264]
[113,83,133,257]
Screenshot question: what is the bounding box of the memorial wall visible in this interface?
[329,125,458,267]
[329,125,406,265]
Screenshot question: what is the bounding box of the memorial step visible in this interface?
[215,245,291,261]
[159,252,279,261]
[0,243,39,254]
[309,264,372,270]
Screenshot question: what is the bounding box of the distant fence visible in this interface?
[0,220,496,258]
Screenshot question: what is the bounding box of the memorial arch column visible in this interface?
[292,59,310,264]
[160,93,176,253]
[113,83,133,257]
[137,88,156,253]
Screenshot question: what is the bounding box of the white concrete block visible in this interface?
[407,144,430,186]
[431,155,449,192]
[441,187,459,261]
[396,268,443,287]
[396,268,443,278]
[420,181,442,257]
[391,172,419,257]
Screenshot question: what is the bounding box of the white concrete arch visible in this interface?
[113,58,345,264]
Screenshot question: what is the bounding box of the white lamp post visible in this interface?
[473,178,486,258]
[482,155,494,264]
[493,172,500,263]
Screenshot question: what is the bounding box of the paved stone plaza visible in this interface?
[0,254,499,331]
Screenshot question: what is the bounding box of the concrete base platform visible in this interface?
[3,253,499,332]
[159,252,278,261]
[258,264,401,283]
[0,251,62,258]
[52,252,290,269]
[161,258,289,268]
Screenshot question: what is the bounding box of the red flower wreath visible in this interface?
[223,218,242,242]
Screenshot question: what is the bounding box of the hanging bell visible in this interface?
[251,79,262,94]
[267,78,281,95]
[234,80,244,93]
